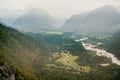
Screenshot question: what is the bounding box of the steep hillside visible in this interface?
[0,23,49,79]
[61,5,120,33]
[13,8,57,32]
[107,31,120,60]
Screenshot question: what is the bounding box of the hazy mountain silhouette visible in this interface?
[13,8,57,32]
[0,9,24,25]
[61,5,120,33]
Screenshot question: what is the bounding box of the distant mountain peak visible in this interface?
[89,5,117,14]
[28,8,49,15]
[13,8,57,32]
[61,5,120,33]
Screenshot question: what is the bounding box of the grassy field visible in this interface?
[55,52,90,72]
[57,53,79,66]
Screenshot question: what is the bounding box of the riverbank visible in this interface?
[82,42,120,65]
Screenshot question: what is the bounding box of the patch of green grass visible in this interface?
[66,54,79,67]
[55,53,90,72]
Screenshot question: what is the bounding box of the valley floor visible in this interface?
[55,52,90,72]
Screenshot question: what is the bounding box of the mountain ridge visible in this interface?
[0,23,49,79]
[13,8,57,32]
[61,5,120,33]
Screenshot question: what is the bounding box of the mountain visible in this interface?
[60,13,87,32]
[116,6,120,12]
[107,31,120,60]
[61,5,120,33]
[1,23,120,80]
[0,9,24,26]
[0,23,49,79]
[13,8,57,32]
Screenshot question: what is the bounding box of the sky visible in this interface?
[0,0,120,26]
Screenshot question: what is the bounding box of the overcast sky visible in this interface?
[0,0,120,26]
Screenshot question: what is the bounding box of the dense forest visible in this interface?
[106,31,120,60]
[27,33,85,55]
[28,32,120,80]
[0,23,120,80]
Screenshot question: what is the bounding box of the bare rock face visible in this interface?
[0,61,24,80]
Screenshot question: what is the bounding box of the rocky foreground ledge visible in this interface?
[0,61,24,80]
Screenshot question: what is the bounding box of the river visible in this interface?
[76,38,120,65]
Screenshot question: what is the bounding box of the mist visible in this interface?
[0,0,120,27]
